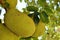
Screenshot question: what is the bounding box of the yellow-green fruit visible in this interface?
[32,21,45,37]
[6,0,17,8]
[0,23,19,40]
[4,8,35,38]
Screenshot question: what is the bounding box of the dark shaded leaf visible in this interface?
[27,6,38,11]
[40,11,49,23]
[33,11,40,24]
[24,0,28,3]
[54,0,60,4]
[0,19,1,23]
[44,6,53,15]
[20,0,22,2]
[28,14,33,18]
[28,11,40,24]
[0,9,1,15]
[56,5,60,12]
[49,3,54,10]
[20,38,25,40]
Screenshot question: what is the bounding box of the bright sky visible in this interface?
[16,0,27,12]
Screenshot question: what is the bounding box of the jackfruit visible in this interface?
[4,8,35,38]
[0,23,19,40]
[32,21,45,37]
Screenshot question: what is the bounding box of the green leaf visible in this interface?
[33,11,40,24]
[24,0,28,3]
[32,37,38,40]
[42,33,48,40]
[54,0,60,4]
[20,0,22,2]
[25,37,32,40]
[37,0,47,7]
[56,7,60,12]
[28,14,33,18]
[20,38,25,40]
[27,6,38,11]
[0,9,1,15]
[44,6,53,15]
[49,3,54,10]
[40,11,49,23]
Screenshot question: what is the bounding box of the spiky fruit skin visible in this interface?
[6,0,17,8]
[4,9,35,38]
[32,21,45,37]
[0,23,19,40]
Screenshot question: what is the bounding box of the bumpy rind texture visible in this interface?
[0,23,19,40]
[32,21,45,37]
[4,9,35,38]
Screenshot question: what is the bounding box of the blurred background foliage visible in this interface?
[19,0,60,40]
